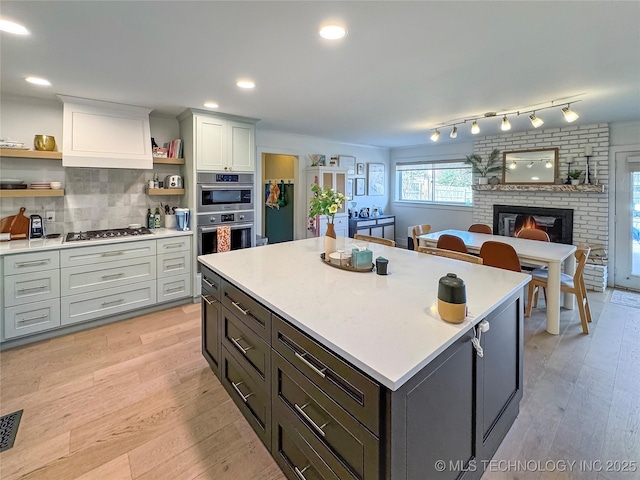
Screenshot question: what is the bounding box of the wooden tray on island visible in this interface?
[320,253,374,272]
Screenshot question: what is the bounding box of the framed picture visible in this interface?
[355,177,365,196]
[311,154,326,166]
[356,163,365,176]
[338,155,356,174]
[367,163,385,196]
[346,178,353,198]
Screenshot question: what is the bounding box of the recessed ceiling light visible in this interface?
[204,102,219,108]
[25,76,51,86]
[0,19,30,36]
[236,80,255,89]
[319,25,347,40]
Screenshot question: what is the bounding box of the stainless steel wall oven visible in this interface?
[197,211,254,255]
[197,172,254,212]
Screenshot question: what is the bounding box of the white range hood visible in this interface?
[58,95,153,169]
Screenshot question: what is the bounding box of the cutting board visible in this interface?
[1,207,30,239]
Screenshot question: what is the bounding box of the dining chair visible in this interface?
[412,224,432,249]
[436,234,468,253]
[479,241,522,272]
[353,234,396,247]
[418,246,483,265]
[468,223,492,234]
[516,228,550,242]
[526,244,592,334]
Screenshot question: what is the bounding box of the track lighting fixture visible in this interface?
[450,125,458,138]
[527,161,534,169]
[471,121,480,134]
[508,160,517,170]
[545,159,553,168]
[430,129,440,141]
[501,116,511,131]
[529,113,544,128]
[562,105,579,122]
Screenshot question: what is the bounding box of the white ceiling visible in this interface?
[1,1,639,148]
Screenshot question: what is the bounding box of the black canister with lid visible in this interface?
[437,273,467,323]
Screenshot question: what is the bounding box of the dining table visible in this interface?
[419,229,577,335]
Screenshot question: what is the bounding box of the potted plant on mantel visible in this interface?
[465,148,501,184]
[568,169,583,186]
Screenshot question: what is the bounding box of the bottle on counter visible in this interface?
[154,207,161,228]
[147,208,154,229]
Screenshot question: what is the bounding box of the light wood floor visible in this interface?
[1,290,638,480]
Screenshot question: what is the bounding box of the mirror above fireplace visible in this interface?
[502,148,558,184]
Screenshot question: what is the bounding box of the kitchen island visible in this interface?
[199,237,530,480]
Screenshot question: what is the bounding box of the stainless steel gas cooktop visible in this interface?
[64,227,153,242]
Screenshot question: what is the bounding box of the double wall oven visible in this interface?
[197,172,255,255]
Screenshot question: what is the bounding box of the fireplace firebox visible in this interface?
[493,205,573,245]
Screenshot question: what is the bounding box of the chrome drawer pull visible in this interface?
[294,403,328,437]
[231,380,253,403]
[101,273,124,280]
[294,465,311,480]
[101,251,124,257]
[231,301,250,315]
[15,260,49,267]
[231,336,252,355]
[163,243,182,249]
[203,277,218,289]
[166,286,183,293]
[294,352,327,379]
[18,314,48,325]
[101,298,124,307]
[17,285,47,292]
[165,263,184,269]
[201,294,216,305]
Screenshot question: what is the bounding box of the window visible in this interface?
[396,161,473,205]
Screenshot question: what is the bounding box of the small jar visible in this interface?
[437,273,467,324]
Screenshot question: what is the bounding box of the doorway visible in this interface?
[262,153,297,244]
[614,150,640,290]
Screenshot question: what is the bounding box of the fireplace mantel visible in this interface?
[472,184,605,193]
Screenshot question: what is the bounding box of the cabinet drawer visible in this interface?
[61,257,155,296]
[202,292,221,376]
[221,346,270,449]
[4,270,60,307]
[60,240,156,267]
[4,299,61,339]
[61,280,156,326]
[157,251,190,278]
[201,266,222,300]
[4,251,59,275]
[272,408,341,480]
[222,280,270,341]
[377,217,394,225]
[273,352,379,480]
[273,315,380,436]
[156,236,190,253]
[222,308,270,390]
[157,274,191,302]
[356,220,376,227]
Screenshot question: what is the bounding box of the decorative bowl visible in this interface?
[34,135,56,151]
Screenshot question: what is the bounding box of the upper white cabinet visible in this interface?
[58,95,153,169]
[179,109,258,172]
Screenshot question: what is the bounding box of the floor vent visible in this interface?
[0,409,23,452]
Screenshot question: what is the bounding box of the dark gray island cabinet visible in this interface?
[200,261,523,480]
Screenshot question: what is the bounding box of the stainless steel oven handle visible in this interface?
[199,184,254,190]
[200,223,254,233]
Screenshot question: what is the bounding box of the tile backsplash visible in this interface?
[0,166,183,234]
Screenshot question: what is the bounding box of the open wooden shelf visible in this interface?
[0,189,65,198]
[472,184,605,193]
[146,188,185,196]
[0,148,63,160]
[153,157,184,165]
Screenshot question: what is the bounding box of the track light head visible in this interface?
[471,121,480,134]
[450,126,458,138]
[526,161,534,169]
[430,129,440,142]
[529,113,544,128]
[562,106,579,122]
[545,160,553,168]
[508,160,517,170]
[501,115,511,131]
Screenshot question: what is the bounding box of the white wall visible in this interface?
[256,129,390,241]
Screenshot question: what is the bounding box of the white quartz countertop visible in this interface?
[0,228,193,256]
[199,237,530,391]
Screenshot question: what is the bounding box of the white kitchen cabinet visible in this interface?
[4,299,61,339]
[60,240,156,267]
[306,167,349,238]
[157,274,191,302]
[180,110,258,173]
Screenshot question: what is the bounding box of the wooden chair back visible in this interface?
[468,223,492,234]
[436,234,468,253]
[516,228,550,242]
[353,234,396,247]
[418,246,483,265]
[412,224,431,249]
[479,241,522,272]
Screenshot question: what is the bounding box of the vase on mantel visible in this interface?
[478,177,489,185]
[325,222,337,259]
